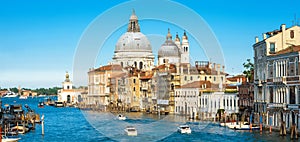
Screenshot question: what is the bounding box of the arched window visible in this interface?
[139,62,143,69]
[134,61,137,68]
[290,30,294,39]
[186,47,188,52]
[121,62,123,67]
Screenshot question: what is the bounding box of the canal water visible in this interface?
[1,97,297,142]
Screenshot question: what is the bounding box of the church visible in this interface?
[112,10,190,69]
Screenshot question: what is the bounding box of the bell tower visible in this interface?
[181,30,190,64]
[63,71,73,90]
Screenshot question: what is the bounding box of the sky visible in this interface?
[0,0,299,88]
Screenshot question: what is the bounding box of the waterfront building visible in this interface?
[87,64,123,107]
[58,72,83,105]
[107,72,127,110]
[253,24,300,128]
[21,90,37,97]
[112,10,155,70]
[237,82,254,117]
[199,92,239,120]
[174,81,204,118]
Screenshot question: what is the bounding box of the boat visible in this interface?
[19,96,28,99]
[177,125,192,134]
[226,122,260,130]
[3,91,19,98]
[1,135,20,142]
[44,97,55,106]
[38,101,45,108]
[55,101,64,107]
[124,126,137,136]
[117,114,126,120]
[11,125,29,134]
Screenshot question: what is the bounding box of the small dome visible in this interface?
[115,32,152,52]
[158,40,180,58]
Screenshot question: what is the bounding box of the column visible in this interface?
[296,86,299,104]
[235,97,238,113]
[287,86,290,104]
[225,96,227,110]
[275,61,278,77]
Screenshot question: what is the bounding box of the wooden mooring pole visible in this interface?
[41,114,44,136]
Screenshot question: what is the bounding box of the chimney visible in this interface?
[263,33,267,40]
[281,24,286,31]
[255,36,259,43]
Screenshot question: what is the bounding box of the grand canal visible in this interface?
[1,97,296,142]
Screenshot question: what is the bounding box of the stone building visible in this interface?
[253,24,300,128]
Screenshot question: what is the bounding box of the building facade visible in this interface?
[58,72,83,105]
[253,24,300,128]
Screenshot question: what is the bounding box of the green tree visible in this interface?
[243,59,254,82]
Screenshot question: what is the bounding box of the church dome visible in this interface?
[158,29,180,58]
[115,32,152,52]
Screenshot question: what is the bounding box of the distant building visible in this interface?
[57,72,83,105]
[87,64,123,106]
[238,82,254,116]
[22,90,37,97]
[199,92,239,120]
[253,24,300,128]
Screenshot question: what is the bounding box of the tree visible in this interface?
[243,59,254,82]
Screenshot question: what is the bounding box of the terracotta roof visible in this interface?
[109,72,126,78]
[180,81,211,88]
[273,45,300,55]
[93,64,122,72]
[140,74,153,80]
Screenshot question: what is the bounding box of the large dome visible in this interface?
[158,40,180,58]
[115,32,152,52]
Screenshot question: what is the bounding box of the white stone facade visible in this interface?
[253,24,300,129]
[199,92,239,120]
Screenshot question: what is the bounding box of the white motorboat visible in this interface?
[177,125,192,134]
[124,126,137,136]
[117,114,126,120]
[226,122,260,130]
[3,91,19,98]
[1,135,20,142]
[19,96,28,99]
[55,101,64,107]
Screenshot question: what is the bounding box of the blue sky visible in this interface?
[0,0,299,88]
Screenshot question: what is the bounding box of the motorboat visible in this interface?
[19,96,28,99]
[1,135,20,142]
[117,114,126,120]
[55,101,64,107]
[38,101,45,108]
[3,91,19,98]
[226,122,260,130]
[124,126,137,136]
[220,121,237,127]
[177,125,192,134]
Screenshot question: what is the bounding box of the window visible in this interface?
[290,30,294,39]
[133,87,135,91]
[185,76,187,81]
[190,76,193,81]
[133,79,136,84]
[270,43,275,53]
[205,76,207,81]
